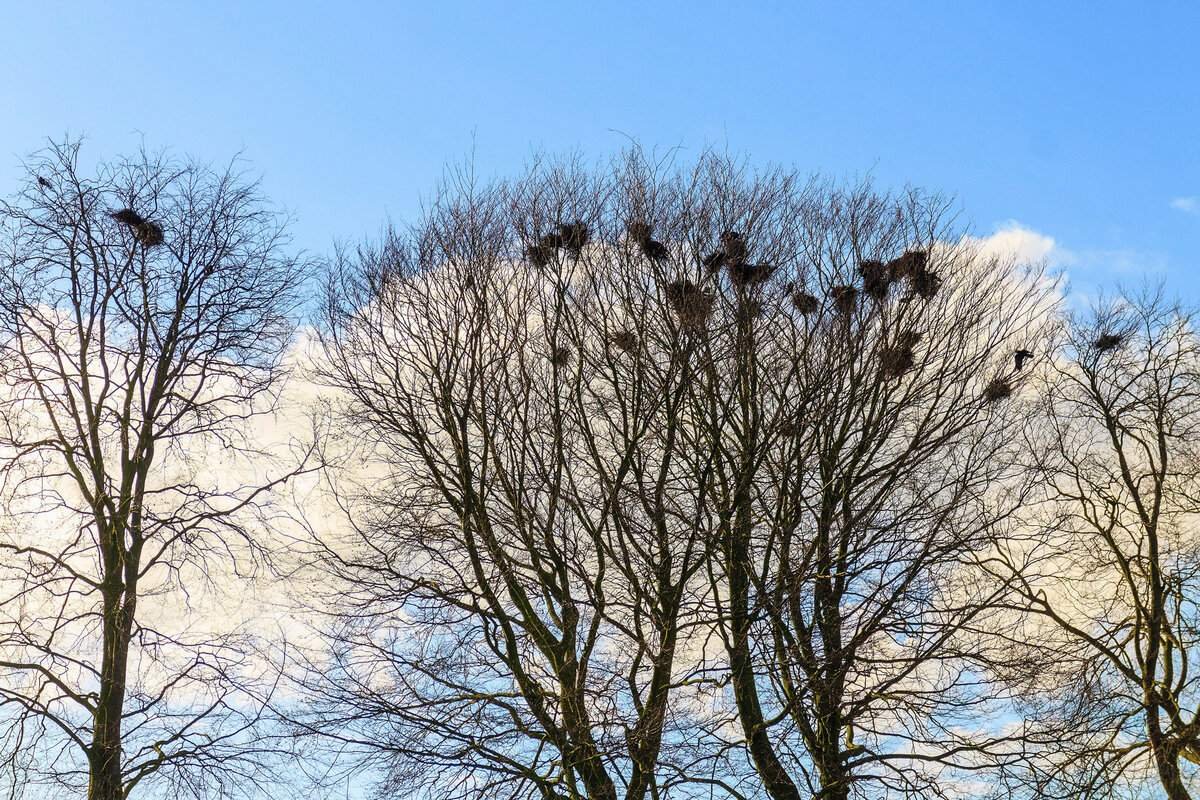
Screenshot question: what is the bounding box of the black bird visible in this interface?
[627,221,669,261]
[1014,349,1034,371]
[36,176,51,190]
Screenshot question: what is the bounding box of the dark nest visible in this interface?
[628,221,669,261]
[880,345,916,379]
[791,289,820,315]
[887,249,928,281]
[720,230,748,266]
[558,221,589,256]
[135,221,164,248]
[526,233,562,268]
[1094,333,1123,352]
[859,259,891,300]
[610,330,638,353]
[983,378,1013,403]
[727,262,775,288]
[911,268,942,299]
[830,285,859,316]
[112,208,146,227]
[550,346,572,367]
[663,279,713,329]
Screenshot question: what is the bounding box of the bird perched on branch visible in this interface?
[112,208,146,227]
[1014,349,1034,371]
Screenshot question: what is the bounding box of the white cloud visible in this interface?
[1170,196,1199,214]
[970,221,1074,268]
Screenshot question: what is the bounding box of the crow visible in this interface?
[36,176,51,190]
[1014,349,1034,371]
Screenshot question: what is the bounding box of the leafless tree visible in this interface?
[303,151,1055,799]
[0,141,311,800]
[983,289,1200,799]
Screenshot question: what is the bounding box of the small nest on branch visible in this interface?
[112,208,146,227]
[550,346,573,367]
[859,259,891,300]
[983,378,1013,403]
[880,346,916,379]
[1094,333,1123,352]
[727,262,775,288]
[720,230,747,265]
[663,279,713,330]
[610,330,638,353]
[911,268,941,299]
[525,233,562,268]
[628,221,669,261]
[830,285,859,316]
[135,221,164,247]
[790,289,820,315]
[887,249,928,281]
[558,221,589,256]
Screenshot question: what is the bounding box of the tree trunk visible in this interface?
[89,577,134,799]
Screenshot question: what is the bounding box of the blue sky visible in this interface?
[2,2,1198,297]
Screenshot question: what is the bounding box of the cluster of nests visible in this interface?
[111,208,164,248]
[529,223,1130,405]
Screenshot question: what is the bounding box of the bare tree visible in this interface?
[303,151,1054,799]
[0,141,310,800]
[984,290,1200,799]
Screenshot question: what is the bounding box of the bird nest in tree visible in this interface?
[558,221,589,256]
[720,230,747,265]
[887,249,928,281]
[911,269,941,299]
[727,262,774,288]
[135,221,164,247]
[983,378,1013,403]
[830,285,858,316]
[663,279,713,329]
[610,330,638,353]
[628,221,669,261]
[112,208,146,227]
[859,259,891,300]
[880,345,916,379]
[1094,333,1123,352]
[550,346,572,367]
[790,289,820,315]
[525,232,563,268]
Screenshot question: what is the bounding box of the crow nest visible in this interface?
[786,283,821,315]
[525,231,563,268]
[983,378,1013,403]
[880,331,922,380]
[1094,333,1124,352]
[112,209,164,247]
[859,259,891,301]
[627,220,669,261]
[550,346,573,367]
[702,230,748,273]
[557,221,590,256]
[610,330,638,353]
[727,262,775,289]
[888,249,941,299]
[663,279,714,329]
[830,285,859,316]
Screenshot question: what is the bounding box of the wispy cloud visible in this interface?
[1170,196,1199,215]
